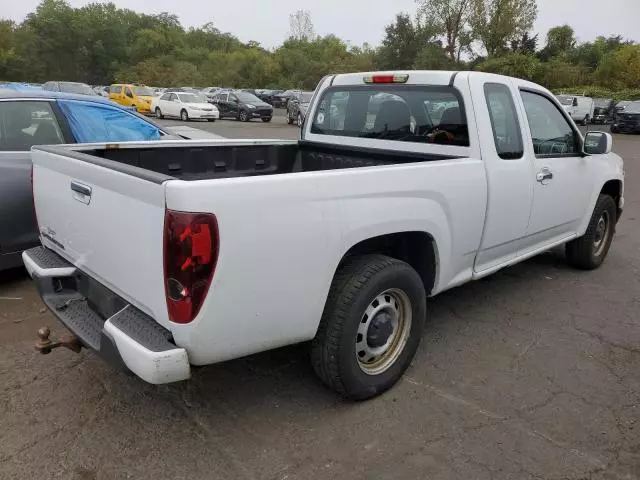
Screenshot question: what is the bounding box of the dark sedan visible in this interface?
[212,90,273,122]
[286,91,313,125]
[611,101,640,134]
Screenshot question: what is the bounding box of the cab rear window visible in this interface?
[310,86,469,146]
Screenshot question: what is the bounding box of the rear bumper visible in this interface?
[23,247,190,384]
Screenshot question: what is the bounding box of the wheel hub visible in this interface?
[355,289,412,375]
[593,212,609,256]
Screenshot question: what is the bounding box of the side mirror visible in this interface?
[584,131,612,155]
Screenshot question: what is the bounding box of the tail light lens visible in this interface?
[163,210,219,324]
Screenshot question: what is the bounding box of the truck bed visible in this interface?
[37,140,462,181]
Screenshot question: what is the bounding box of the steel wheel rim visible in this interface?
[355,288,412,375]
[593,211,610,256]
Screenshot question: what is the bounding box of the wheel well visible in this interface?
[601,180,622,219]
[340,232,437,295]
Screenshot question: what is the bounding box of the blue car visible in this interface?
[0,89,218,271]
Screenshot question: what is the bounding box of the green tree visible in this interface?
[416,0,473,61]
[475,52,540,80]
[539,25,576,61]
[470,0,538,57]
[376,13,439,70]
[596,44,640,89]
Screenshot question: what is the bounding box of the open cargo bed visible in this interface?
[36,140,462,182]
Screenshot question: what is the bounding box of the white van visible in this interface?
[556,95,595,125]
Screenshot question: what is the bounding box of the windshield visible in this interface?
[594,98,611,108]
[556,95,574,106]
[235,91,261,103]
[177,93,200,103]
[625,101,640,114]
[60,82,96,95]
[133,86,154,96]
[301,92,313,103]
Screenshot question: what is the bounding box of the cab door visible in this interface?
[469,75,534,275]
[517,89,597,253]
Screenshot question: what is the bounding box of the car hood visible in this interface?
[163,126,223,139]
[247,101,272,108]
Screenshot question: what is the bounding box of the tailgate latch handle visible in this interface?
[70,181,92,205]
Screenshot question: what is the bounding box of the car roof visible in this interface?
[0,88,124,104]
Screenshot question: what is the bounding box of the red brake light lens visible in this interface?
[363,74,409,84]
[163,210,219,324]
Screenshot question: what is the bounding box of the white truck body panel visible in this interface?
[28,71,625,383]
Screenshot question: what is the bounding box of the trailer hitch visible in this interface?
[35,326,82,354]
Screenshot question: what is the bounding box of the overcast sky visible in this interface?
[4,0,640,49]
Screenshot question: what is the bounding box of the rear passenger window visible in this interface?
[111,86,122,94]
[0,101,64,151]
[484,83,523,159]
[311,87,469,146]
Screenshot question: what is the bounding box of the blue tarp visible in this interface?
[57,99,161,143]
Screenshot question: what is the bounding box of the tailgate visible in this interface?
[31,145,171,325]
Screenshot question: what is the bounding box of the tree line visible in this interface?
[0,0,639,99]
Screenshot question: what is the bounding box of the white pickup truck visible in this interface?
[24,71,624,400]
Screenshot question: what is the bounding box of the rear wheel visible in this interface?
[287,111,294,125]
[297,113,303,126]
[180,109,189,122]
[566,194,617,270]
[311,255,426,400]
[155,108,163,119]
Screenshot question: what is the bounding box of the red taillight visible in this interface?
[163,210,219,324]
[363,74,409,84]
[30,165,40,232]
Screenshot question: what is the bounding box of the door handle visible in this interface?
[71,181,92,204]
[536,168,553,183]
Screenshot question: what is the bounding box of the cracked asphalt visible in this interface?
[1,113,639,480]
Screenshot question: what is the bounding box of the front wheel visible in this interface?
[155,108,163,119]
[297,113,303,126]
[239,110,249,122]
[180,109,189,122]
[287,111,293,125]
[566,194,617,270]
[262,117,271,123]
[311,255,426,400]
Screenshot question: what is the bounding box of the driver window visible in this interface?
[520,91,580,157]
[229,94,238,102]
[125,87,133,97]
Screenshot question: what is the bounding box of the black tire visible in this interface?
[239,110,249,122]
[297,113,303,126]
[155,108,163,119]
[262,117,271,123]
[583,115,589,126]
[207,118,215,122]
[180,109,189,122]
[311,254,426,400]
[611,126,619,134]
[566,194,617,270]
[287,111,293,125]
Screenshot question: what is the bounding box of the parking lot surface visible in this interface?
[1,111,639,480]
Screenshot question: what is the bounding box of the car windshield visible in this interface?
[557,95,574,106]
[625,102,640,114]
[133,86,154,96]
[235,91,261,103]
[177,93,200,103]
[60,82,96,95]
[301,92,313,103]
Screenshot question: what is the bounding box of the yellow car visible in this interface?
[109,84,154,114]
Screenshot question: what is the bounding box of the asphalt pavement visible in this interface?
[0,110,639,480]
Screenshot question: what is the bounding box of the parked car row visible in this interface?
[554,94,638,129]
